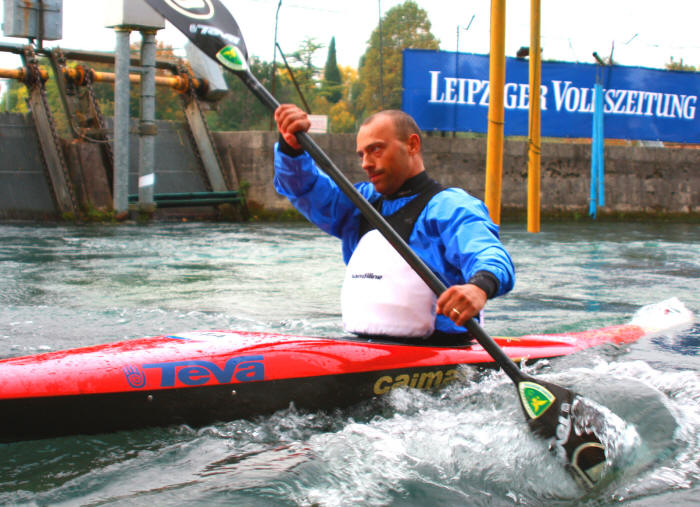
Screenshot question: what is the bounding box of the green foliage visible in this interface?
[0,78,28,113]
[356,1,439,116]
[205,57,294,130]
[322,37,343,103]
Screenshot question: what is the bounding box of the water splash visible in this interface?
[588,359,700,501]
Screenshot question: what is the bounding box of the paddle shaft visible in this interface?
[239,70,524,383]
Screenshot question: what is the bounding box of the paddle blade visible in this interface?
[517,378,606,488]
[145,0,248,70]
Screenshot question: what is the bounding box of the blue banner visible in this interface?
[402,49,700,143]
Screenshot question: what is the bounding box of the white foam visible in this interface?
[628,298,694,336]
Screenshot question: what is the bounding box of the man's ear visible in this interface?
[407,133,421,155]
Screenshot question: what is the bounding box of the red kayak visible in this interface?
[0,298,692,442]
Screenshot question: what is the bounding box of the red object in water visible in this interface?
[0,325,646,442]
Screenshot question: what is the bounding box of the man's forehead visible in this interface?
[356,115,396,146]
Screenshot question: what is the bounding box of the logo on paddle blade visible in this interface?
[519,381,555,419]
[164,0,215,19]
[216,45,248,71]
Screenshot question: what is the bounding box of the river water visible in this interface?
[0,221,698,506]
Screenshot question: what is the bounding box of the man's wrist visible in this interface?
[467,271,499,299]
[278,134,305,157]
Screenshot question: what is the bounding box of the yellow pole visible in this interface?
[527,0,541,233]
[485,0,506,225]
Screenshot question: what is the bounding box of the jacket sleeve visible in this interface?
[420,188,515,298]
[273,143,373,246]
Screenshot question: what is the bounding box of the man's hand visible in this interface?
[274,104,311,150]
[436,284,487,327]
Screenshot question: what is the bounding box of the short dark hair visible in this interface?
[361,110,423,145]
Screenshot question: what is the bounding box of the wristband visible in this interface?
[467,271,499,299]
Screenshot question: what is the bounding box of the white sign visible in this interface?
[309,114,328,134]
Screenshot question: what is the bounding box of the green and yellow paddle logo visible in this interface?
[518,381,555,419]
[216,45,247,71]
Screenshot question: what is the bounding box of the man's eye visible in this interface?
[358,145,383,158]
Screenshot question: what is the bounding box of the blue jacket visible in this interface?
[273,144,515,333]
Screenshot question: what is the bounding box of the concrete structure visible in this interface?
[214,131,699,218]
[0,115,209,219]
[0,113,698,220]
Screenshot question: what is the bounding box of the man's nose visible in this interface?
[361,153,374,171]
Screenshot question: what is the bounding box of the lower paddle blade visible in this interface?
[517,378,606,488]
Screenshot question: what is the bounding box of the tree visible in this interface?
[288,37,324,101]
[329,100,356,133]
[322,37,342,103]
[356,1,439,116]
[665,57,698,72]
[206,57,292,130]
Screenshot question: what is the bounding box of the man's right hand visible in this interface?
[274,104,310,150]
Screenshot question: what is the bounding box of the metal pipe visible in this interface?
[63,67,195,91]
[0,42,179,73]
[0,67,48,80]
[484,0,506,225]
[138,30,158,210]
[113,28,131,215]
[527,0,541,233]
[1,66,197,92]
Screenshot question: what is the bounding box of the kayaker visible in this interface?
[273,103,515,344]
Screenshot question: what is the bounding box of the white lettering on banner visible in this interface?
[430,71,491,105]
[552,80,596,113]
[429,72,697,121]
[480,84,490,106]
[549,81,696,120]
[431,71,697,121]
[600,89,697,119]
[429,71,548,110]
[467,78,485,104]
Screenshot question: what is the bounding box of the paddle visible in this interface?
[145,0,607,488]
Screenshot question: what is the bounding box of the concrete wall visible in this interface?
[1,111,698,219]
[214,131,700,216]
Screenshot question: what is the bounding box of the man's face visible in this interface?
[356,116,413,196]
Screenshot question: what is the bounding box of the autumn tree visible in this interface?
[356,1,439,116]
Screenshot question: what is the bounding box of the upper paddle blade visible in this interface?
[518,377,606,488]
[145,0,248,70]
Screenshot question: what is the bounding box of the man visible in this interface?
[274,103,514,344]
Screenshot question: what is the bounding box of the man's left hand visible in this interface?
[436,284,487,327]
